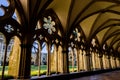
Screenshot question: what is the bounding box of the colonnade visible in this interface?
[68,48,120,73]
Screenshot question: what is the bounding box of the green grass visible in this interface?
[31,65,47,76]
[0,65,77,78]
[31,65,47,71]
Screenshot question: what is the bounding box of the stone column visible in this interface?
[116,58,119,68]
[85,50,91,71]
[2,43,8,79]
[62,37,69,73]
[56,46,58,74]
[18,35,32,79]
[72,48,75,72]
[8,37,20,78]
[103,54,106,69]
[57,46,64,73]
[114,57,117,68]
[99,55,103,70]
[51,45,56,72]
[38,44,41,76]
[62,48,69,73]
[110,56,113,68]
[0,41,3,66]
[95,53,99,69]
[118,59,120,67]
[90,52,93,70]
[79,50,84,71]
[92,52,96,70]
[108,56,112,69]
[46,43,51,75]
[111,57,114,68]
[76,48,80,72]
[105,55,108,69]
[109,56,112,69]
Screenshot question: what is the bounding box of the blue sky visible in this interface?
[0,0,9,6]
[0,0,9,16]
[32,42,54,54]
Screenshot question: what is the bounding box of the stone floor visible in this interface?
[71,70,120,80]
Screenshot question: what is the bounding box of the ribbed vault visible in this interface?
[1,0,120,79]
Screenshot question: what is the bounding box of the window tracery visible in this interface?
[73,28,81,42]
[4,24,14,33]
[43,16,56,35]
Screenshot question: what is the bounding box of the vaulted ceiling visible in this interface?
[1,0,120,53]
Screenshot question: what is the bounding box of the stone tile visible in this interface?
[71,71,120,80]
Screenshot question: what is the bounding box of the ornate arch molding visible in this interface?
[110,35,120,48]
[0,0,23,44]
[88,5,120,40]
[73,1,120,26]
[102,35,120,57]
[69,3,120,45]
[114,41,120,56]
[0,18,22,44]
[88,19,120,48]
[90,8,120,39]
[68,25,86,49]
[33,9,63,45]
[90,37,101,50]
[101,26,120,46]
[41,9,64,36]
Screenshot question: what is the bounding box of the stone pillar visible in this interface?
[72,48,74,72]
[92,52,96,70]
[38,45,41,76]
[62,48,69,73]
[2,44,8,79]
[85,50,91,71]
[116,58,119,68]
[103,54,106,69]
[105,55,109,69]
[111,57,114,68]
[111,56,113,68]
[83,50,86,71]
[46,43,51,75]
[0,41,3,66]
[76,48,80,72]
[98,55,103,70]
[95,53,99,69]
[118,59,120,67]
[57,46,63,73]
[112,57,115,68]
[51,45,56,72]
[108,56,112,69]
[90,52,93,70]
[62,37,69,73]
[8,37,21,78]
[114,57,117,68]
[56,46,58,74]
[79,50,84,71]
[18,35,32,79]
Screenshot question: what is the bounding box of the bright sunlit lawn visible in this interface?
[0,65,77,77]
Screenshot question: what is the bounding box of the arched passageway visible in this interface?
[0,0,120,79]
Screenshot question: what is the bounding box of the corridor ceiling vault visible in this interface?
[1,0,120,79]
[1,0,120,56]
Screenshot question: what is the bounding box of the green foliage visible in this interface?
[0,75,14,79]
[0,65,77,79]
